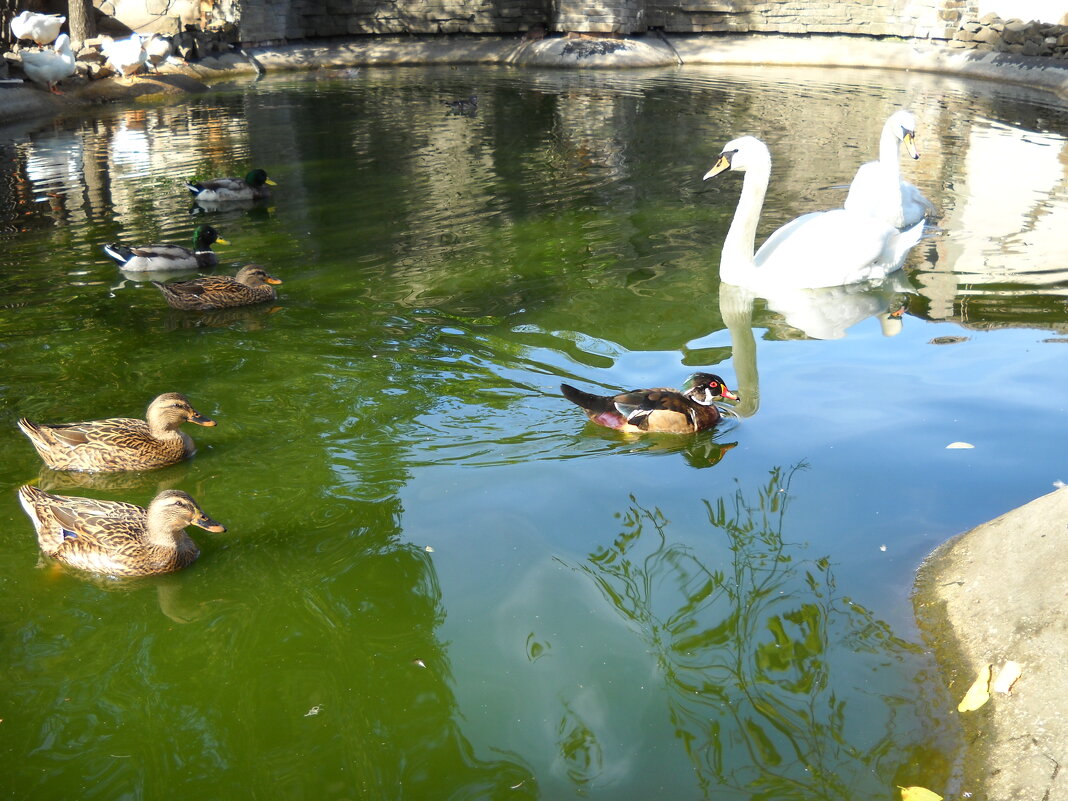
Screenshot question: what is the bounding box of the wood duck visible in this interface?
[18,486,226,577]
[186,169,276,203]
[103,225,228,272]
[153,264,281,310]
[561,373,738,433]
[18,393,216,473]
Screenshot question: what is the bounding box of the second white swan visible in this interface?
[704,136,923,290]
[844,109,936,229]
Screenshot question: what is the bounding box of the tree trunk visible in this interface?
[67,0,97,47]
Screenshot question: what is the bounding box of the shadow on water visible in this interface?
[563,466,957,800]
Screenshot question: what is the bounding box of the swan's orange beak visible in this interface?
[903,131,919,160]
[703,153,732,180]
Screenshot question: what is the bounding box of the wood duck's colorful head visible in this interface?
[681,373,739,405]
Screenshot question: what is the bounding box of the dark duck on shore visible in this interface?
[18,486,226,578]
[186,169,276,202]
[153,264,281,310]
[102,225,228,272]
[560,373,738,434]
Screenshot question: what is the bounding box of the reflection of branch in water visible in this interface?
[570,465,944,800]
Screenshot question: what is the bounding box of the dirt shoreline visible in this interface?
[3,32,1065,800]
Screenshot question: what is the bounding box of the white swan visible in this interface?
[20,33,76,93]
[10,11,65,46]
[844,110,936,229]
[703,136,924,291]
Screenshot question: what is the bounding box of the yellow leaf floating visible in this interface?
[899,786,943,801]
[958,663,993,712]
[992,660,1023,694]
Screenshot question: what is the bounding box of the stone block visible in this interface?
[973,26,1001,43]
[954,28,974,41]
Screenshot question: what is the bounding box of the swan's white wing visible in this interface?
[754,209,910,288]
[900,180,936,227]
[845,160,913,227]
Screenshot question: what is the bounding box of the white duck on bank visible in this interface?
[10,10,65,46]
[102,33,148,77]
[703,136,924,291]
[20,33,76,93]
[844,109,936,229]
[144,33,173,71]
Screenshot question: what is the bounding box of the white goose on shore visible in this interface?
[10,11,65,46]
[20,33,76,93]
[102,33,148,78]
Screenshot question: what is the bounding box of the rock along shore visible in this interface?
[2,31,1066,800]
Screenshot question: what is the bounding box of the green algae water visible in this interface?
[1,64,1066,800]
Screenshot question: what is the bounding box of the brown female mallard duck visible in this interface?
[153,264,282,310]
[18,485,226,577]
[102,225,228,273]
[18,393,216,473]
[560,373,738,433]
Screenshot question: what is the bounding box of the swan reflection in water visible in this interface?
[720,275,912,420]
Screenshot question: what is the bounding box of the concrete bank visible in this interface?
[4,32,1068,128]
[915,487,1068,800]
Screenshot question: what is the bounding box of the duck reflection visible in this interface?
[162,304,282,332]
[563,469,950,798]
[33,459,193,494]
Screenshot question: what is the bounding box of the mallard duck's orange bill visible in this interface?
[196,515,227,533]
[266,277,282,285]
[190,414,217,427]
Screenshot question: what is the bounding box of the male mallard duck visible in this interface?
[18,486,226,577]
[153,264,281,310]
[19,33,76,93]
[10,11,65,46]
[560,373,738,433]
[101,33,147,78]
[102,225,228,272]
[18,393,216,473]
[186,169,276,203]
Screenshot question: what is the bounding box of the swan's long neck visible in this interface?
[720,157,770,280]
[878,125,902,175]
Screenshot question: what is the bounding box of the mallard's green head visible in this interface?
[193,225,227,249]
[245,169,277,188]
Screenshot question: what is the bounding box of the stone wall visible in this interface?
[949,13,1068,57]
[646,0,978,41]
[88,0,1068,55]
[239,0,552,42]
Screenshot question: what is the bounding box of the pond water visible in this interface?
[1,63,1066,800]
